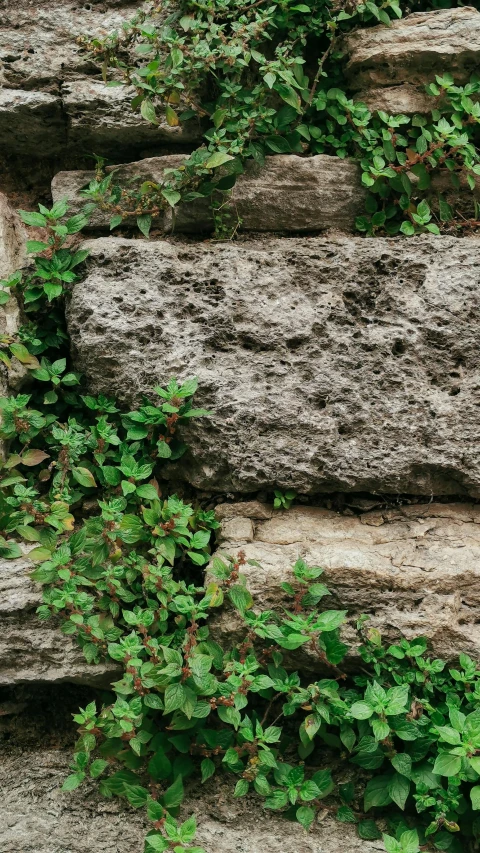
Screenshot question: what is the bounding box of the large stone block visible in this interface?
[0,552,120,687]
[51,153,365,233]
[0,747,383,853]
[213,501,480,664]
[345,8,480,90]
[68,234,480,496]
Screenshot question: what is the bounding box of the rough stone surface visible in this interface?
[52,154,366,234]
[358,84,435,115]
[0,748,382,853]
[213,502,480,664]
[68,235,480,497]
[346,8,480,90]
[0,1,141,90]
[0,1,200,158]
[0,553,121,686]
[63,81,200,152]
[0,194,27,404]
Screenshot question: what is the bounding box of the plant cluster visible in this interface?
[78,0,480,237]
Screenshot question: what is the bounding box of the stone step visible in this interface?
[212,501,480,665]
[67,234,480,497]
[51,153,366,234]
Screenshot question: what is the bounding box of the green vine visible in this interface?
[78,0,480,238]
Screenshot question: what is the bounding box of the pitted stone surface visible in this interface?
[212,502,480,663]
[68,235,480,496]
[346,7,480,90]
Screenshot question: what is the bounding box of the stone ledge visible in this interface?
[67,234,480,496]
[0,553,121,687]
[346,7,480,90]
[212,502,480,664]
[52,153,366,234]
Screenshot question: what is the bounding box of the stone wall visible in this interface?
[2,3,480,853]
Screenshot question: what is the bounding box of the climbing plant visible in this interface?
[2,209,480,852]
[78,0,480,237]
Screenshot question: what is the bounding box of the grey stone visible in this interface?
[345,7,480,90]
[0,748,383,853]
[213,502,480,664]
[0,1,142,89]
[0,552,121,686]
[68,234,480,497]
[51,153,366,234]
[0,89,65,156]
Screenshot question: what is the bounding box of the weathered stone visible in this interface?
[0,552,121,686]
[0,748,383,853]
[0,1,141,90]
[68,235,480,497]
[63,81,201,154]
[357,84,435,115]
[345,8,480,90]
[0,90,65,156]
[0,194,27,402]
[0,2,201,159]
[213,502,480,664]
[0,192,25,280]
[52,153,366,233]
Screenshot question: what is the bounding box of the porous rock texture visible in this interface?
[68,234,480,497]
[0,748,383,853]
[0,551,121,687]
[212,501,480,664]
[52,154,366,234]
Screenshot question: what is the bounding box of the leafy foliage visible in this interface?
[78,0,480,237]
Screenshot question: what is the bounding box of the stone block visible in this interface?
[67,234,480,497]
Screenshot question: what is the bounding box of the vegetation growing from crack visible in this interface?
[2,211,480,852]
[78,0,480,238]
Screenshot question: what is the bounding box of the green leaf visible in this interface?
[391,753,412,778]
[137,215,152,238]
[72,466,97,489]
[350,701,373,720]
[471,785,480,810]
[124,784,149,808]
[234,779,249,797]
[162,775,184,809]
[205,151,234,169]
[161,189,181,208]
[357,820,381,840]
[62,772,85,791]
[388,772,410,810]
[364,776,393,811]
[19,210,47,227]
[433,753,462,777]
[164,683,186,715]
[228,584,253,613]
[296,805,315,831]
[141,99,157,124]
[90,759,108,778]
[201,758,215,783]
